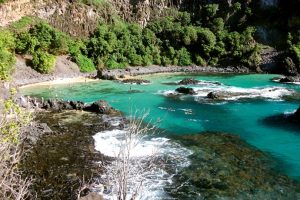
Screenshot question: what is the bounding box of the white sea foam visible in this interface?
[159,86,294,101]
[93,129,192,200]
[176,79,222,86]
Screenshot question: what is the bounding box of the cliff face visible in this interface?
[0,0,294,40]
[0,0,112,37]
[0,0,33,27]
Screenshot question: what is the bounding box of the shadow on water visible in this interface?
[261,114,300,133]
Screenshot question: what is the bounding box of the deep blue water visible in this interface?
[20,74,300,181]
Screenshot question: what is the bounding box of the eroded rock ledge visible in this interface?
[99,65,251,80]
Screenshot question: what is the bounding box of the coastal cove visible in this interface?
[20,73,300,199]
[21,73,300,182]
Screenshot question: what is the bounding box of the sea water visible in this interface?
[21,74,300,185]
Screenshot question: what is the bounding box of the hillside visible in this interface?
[0,0,299,82]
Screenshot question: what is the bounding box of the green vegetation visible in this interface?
[32,50,56,74]
[1,2,263,74]
[9,16,36,33]
[0,0,9,4]
[286,31,300,71]
[78,0,106,7]
[82,11,261,69]
[0,88,32,199]
[0,29,15,80]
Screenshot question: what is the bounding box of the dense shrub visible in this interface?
[286,31,300,70]
[75,54,96,72]
[32,51,56,74]
[10,8,263,70]
[0,29,16,80]
[15,22,69,55]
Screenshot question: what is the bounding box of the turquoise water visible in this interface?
[21,74,300,181]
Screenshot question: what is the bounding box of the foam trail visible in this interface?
[93,129,192,200]
[159,86,295,101]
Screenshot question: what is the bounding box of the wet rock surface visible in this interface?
[120,78,150,85]
[21,110,124,200]
[168,133,300,199]
[175,87,196,95]
[17,97,119,115]
[178,78,201,85]
[272,76,300,84]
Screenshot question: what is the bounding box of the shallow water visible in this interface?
[21,74,300,182]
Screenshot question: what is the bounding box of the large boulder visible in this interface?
[178,78,200,85]
[290,106,300,122]
[279,76,300,83]
[175,87,196,95]
[84,100,112,114]
[206,92,220,100]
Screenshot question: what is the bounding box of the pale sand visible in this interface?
[20,77,100,88]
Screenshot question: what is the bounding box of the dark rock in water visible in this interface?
[121,78,150,85]
[84,100,112,114]
[290,106,300,122]
[274,76,300,83]
[262,107,300,130]
[207,92,220,99]
[178,78,200,85]
[175,87,196,95]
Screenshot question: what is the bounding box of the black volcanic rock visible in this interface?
[178,78,200,85]
[84,100,112,114]
[290,106,300,122]
[175,87,196,95]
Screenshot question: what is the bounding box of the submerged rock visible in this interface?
[168,133,300,199]
[120,78,150,85]
[175,87,196,95]
[206,92,220,99]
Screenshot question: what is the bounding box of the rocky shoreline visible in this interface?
[19,97,124,199]
[99,65,252,80]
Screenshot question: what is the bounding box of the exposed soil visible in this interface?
[12,55,96,87]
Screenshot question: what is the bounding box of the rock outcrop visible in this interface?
[18,96,117,114]
[178,78,200,85]
[175,87,196,95]
[290,106,300,122]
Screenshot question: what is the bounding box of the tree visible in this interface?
[32,51,56,74]
[0,29,16,80]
